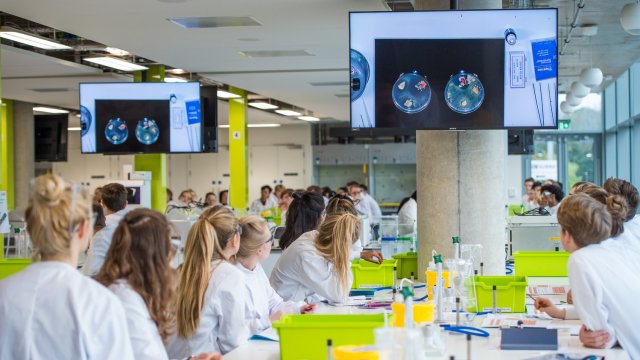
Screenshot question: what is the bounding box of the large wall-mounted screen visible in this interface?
[350,9,558,130]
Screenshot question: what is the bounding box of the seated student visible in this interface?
[168,206,249,357]
[535,185,627,322]
[204,192,217,208]
[278,192,325,250]
[235,215,315,335]
[97,209,221,360]
[0,174,134,359]
[270,212,360,304]
[219,190,229,206]
[397,191,417,228]
[540,184,564,215]
[553,194,640,356]
[278,188,296,226]
[250,185,279,214]
[604,177,640,234]
[83,182,129,276]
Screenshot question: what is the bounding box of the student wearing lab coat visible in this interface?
[278,191,326,250]
[360,184,382,225]
[96,208,221,360]
[83,182,129,276]
[270,212,361,304]
[235,215,316,335]
[551,194,640,357]
[250,185,279,214]
[0,174,135,359]
[604,177,640,239]
[168,206,249,357]
[535,185,627,323]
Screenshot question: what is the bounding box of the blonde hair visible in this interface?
[572,184,628,237]
[315,213,360,300]
[237,215,269,259]
[25,174,91,260]
[326,195,357,216]
[175,206,239,338]
[557,194,612,248]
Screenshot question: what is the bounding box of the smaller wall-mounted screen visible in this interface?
[80,82,202,154]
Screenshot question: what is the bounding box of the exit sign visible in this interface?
[559,119,571,129]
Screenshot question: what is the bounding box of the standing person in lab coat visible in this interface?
[83,182,129,276]
[235,215,316,335]
[604,177,640,235]
[168,206,249,357]
[397,191,417,228]
[0,174,134,359]
[97,208,221,360]
[360,184,382,225]
[270,212,361,304]
[250,185,279,214]
[551,194,640,357]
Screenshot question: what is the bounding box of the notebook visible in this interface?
[501,328,558,350]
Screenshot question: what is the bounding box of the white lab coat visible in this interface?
[109,279,169,360]
[397,198,417,228]
[250,197,278,214]
[625,214,640,241]
[547,203,560,215]
[568,231,640,358]
[167,260,249,357]
[83,208,130,276]
[363,193,382,225]
[269,230,353,304]
[235,262,302,335]
[0,261,134,360]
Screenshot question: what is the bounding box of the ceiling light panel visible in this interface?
[275,109,301,116]
[0,26,71,50]
[167,16,261,29]
[248,102,279,110]
[238,50,313,58]
[33,106,69,114]
[164,77,187,82]
[83,57,148,71]
[217,90,241,99]
[298,116,320,122]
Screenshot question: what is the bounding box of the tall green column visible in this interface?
[0,100,14,211]
[228,87,249,210]
[134,65,167,212]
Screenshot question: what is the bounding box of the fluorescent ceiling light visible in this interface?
[67,127,82,131]
[248,123,281,128]
[105,47,130,56]
[0,26,71,50]
[167,68,187,74]
[83,57,148,71]
[275,109,301,117]
[249,102,278,110]
[33,106,69,114]
[298,116,320,122]
[164,77,187,83]
[219,124,281,128]
[217,90,241,99]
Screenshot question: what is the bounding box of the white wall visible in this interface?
[507,155,524,205]
[54,124,313,205]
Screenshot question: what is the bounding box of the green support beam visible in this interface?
[228,87,249,210]
[0,99,14,211]
[134,65,167,212]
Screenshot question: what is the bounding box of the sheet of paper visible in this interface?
[528,285,570,295]
[546,322,580,336]
[480,314,552,328]
[250,327,279,342]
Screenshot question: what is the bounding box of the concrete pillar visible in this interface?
[415,0,505,279]
[13,100,35,209]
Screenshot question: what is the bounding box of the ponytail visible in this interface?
[176,206,238,338]
[315,213,360,300]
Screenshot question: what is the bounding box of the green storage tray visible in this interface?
[0,258,31,280]
[392,252,417,279]
[514,251,569,277]
[350,259,396,289]
[273,314,386,360]
[469,275,528,313]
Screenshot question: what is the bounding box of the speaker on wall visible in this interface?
[200,86,218,153]
[508,129,534,155]
[35,114,68,162]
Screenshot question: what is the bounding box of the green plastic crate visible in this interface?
[273,314,386,360]
[392,252,417,279]
[514,251,569,277]
[469,276,528,313]
[0,258,31,280]
[350,259,396,289]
